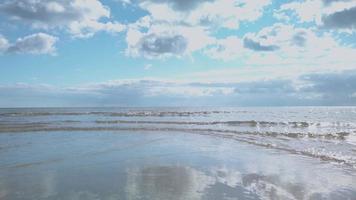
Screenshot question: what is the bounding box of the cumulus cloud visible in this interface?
[275,0,322,23]
[135,33,188,58]
[291,31,308,47]
[6,33,57,55]
[126,21,214,58]
[0,35,9,52]
[0,0,125,37]
[276,0,356,31]
[321,6,356,30]
[141,0,214,12]
[243,38,280,52]
[135,0,271,29]
[204,36,243,61]
[124,0,356,61]
[205,24,305,60]
[0,33,57,55]
[0,1,80,26]
[206,23,356,66]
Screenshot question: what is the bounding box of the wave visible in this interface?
[0,126,354,168]
[0,119,312,128]
[0,110,233,117]
[220,134,356,168]
[0,124,351,140]
[94,119,317,127]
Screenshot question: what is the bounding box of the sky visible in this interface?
[0,0,355,107]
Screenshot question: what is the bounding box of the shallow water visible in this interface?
[0,107,356,199]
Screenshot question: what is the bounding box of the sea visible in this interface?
[0,107,356,199]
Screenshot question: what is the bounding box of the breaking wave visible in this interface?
[0,110,233,117]
[1,107,356,168]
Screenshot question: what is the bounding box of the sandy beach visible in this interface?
[1,107,356,199]
[2,0,356,198]
[1,130,356,199]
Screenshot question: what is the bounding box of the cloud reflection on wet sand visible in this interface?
[0,131,356,199]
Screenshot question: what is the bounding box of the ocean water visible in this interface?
[0,107,356,199]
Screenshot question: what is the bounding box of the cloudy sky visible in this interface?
[0,0,355,107]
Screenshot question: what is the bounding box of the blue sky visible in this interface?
[0,0,355,107]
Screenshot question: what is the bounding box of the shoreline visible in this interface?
[1,131,355,199]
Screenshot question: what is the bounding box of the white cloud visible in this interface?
[2,33,57,55]
[129,33,188,58]
[0,35,9,52]
[137,0,271,29]
[141,0,214,12]
[242,24,317,53]
[322,6,356,30]
[243,38,280,52]
[202,23,356,67]
[126,21,215,58]
[245,24,356,67]
[2,70,356,107]
[277,0,323,23]
[204,36,244,61]
[125,0,356,62]
[124,0,356,61]
[276,0,356,32]
[0,0,126,38]
[69,20,126,38]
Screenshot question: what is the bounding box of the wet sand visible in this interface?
[0,131,356,200]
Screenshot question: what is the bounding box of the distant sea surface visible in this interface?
[1,107,356,199]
